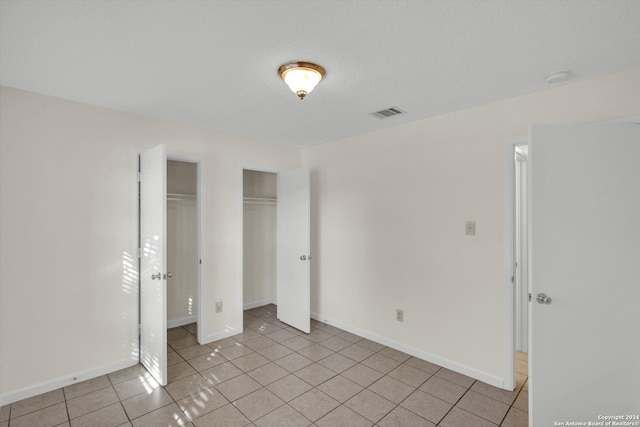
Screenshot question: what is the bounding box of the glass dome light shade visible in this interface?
[278,62,326,100]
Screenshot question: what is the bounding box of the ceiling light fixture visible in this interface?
[278,61,326,100]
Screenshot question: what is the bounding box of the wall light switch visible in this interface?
[215,300,223,313]
[465,221,476,236]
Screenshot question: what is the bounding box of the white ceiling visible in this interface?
[1,0,639,147]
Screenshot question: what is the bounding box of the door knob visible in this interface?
[536,293,552,305]
[164,272,173,279]
[300,255,307,261]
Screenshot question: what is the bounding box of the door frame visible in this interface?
[167,152,205,343]
[134,149,205,350]
[237,163,280,333]
[514,147,528,353]
[503,135,528,391]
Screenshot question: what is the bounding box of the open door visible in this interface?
[529,124,640,424]
[277,168,311,333]
[139,144,168,385]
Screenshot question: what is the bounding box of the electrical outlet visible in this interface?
[215,300,223,313]
[396,309,404,322]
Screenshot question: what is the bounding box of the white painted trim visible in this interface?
[243,299,276,310]
[200,326,242,345]
[526,126,535,427]
[597,115,640,125]
[514,150,529,353]
[237,165,245,334]
[167,316,197,328]
[311,312,504,388]
[0,357,136,406]
[130,148,142,365]
[196,160,205,344]
[503,135,528,391]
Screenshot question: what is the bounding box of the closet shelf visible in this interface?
[167,192,197,201]
[243,196,277,205]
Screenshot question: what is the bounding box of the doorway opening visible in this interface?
[166,160,199,336]
[513,144,529,395]
[242,169,278,313]
[238,166,311,334]
[504,137,529,392]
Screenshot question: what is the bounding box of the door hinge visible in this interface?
[137,248,142,258]
[137,171,142,182]
[511,275,515,284]
[138,324,142,335]
[528,293,532,302]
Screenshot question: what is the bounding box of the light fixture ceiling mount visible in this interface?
[278,61,326,100]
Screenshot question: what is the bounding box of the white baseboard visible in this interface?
[0,357,137,406]
[310,311,506,390]
[167,315,197,329]
[199,325,242,346]
[243,299,276,310]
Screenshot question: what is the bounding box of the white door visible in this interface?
[140,144,168,385]
[529,124,640,424]
[277,168,311,333]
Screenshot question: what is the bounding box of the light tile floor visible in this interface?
[1,305,529,426]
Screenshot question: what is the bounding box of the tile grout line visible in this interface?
[167,324,209,426]
[364,359,438,426]
[5,399,12,427]
[61,381,71,426]
[107,372,132,426]
[498,376,527,427]
[435,379,478,427]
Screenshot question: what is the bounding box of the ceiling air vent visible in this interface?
[371,106,405,119]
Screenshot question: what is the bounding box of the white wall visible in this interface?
[302,68,640,386]
[0,86,300,403]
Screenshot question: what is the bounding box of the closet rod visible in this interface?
[167,192,197,201]
[243,196,277,205]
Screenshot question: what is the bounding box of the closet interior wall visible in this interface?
[167,160,198,327]
[243,170,277,309]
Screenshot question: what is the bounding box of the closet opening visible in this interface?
[242,169,278,314]
[166,160,199,342]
